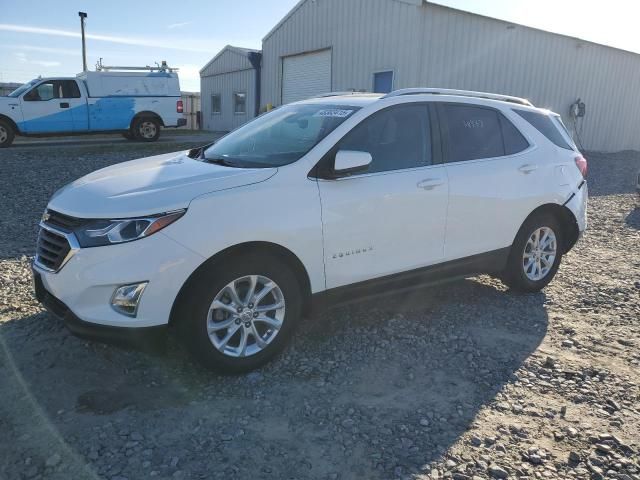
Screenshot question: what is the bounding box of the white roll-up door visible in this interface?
[282,49,332,104]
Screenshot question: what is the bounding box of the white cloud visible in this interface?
[0,23,215,53]
[13,51,61,68]
[167,21,191,29]
[7,44,80,56]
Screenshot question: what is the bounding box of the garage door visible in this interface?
[282,49,332,104]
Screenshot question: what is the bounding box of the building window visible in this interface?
[373,71,394,94]
[211,94,221,115]
[234,92,246,114]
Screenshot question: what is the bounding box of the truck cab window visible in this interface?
[24,81,59,101]
[61,80,81,99]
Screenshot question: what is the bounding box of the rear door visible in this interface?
[19,80,74,133]
[437,102,544,260]
[59,80,89,132]
[317,103,449,289]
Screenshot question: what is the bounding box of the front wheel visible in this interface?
[133,117,161,142]
[0,119,15,148]
[502,213,563,293]
[176,254,302,373]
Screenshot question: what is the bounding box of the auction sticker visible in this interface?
[313,109,353,118]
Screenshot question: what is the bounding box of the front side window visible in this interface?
[234,92,246,114]
[338,104,431,174]
[24,81,60,101]
[211,94,221,114]
[203,103,359,168]
[441,104,529,162]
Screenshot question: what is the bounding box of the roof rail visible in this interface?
[382,88,534,106]
[313,91,374,98]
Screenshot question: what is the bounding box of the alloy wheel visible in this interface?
[523,226,557,281]
[207,275,285,358]
[0,126,7,144]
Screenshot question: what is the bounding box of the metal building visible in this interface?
[202,0,640,152]
[199,45,261,132]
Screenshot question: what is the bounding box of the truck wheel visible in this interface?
[0,120,15,148]
[175,253,302,373]
[133,117,161,142]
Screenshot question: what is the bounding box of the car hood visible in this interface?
[48,151,277,218]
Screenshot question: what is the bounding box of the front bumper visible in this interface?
[32,231,205,329]
[34,269,166,348]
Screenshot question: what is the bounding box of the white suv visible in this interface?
[33,88,588,372]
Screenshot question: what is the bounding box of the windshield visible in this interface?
[203,103,360,168]
[8,80,38,98]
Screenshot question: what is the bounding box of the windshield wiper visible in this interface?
[203,155,239,167]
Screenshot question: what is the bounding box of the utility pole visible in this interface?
[78,12,88,72]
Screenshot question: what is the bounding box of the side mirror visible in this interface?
[333,150,372,176]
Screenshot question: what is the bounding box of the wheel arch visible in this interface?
[0,114,20,134]
[130,111,165,129]
[518,203,580,254]
[169,241,313,326]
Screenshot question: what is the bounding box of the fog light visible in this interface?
[110,282,148,317]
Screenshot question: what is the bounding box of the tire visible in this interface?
[122,131,135,140]
[175,253,303,373]
[0,119,15,148]
[502,213,563,293]
[133,117,161,142]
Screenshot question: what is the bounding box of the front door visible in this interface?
[317,103,449,289]
[19,80,74,133]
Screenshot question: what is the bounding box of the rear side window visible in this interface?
[514,109,573,150]
[440,104,529,162]
[60,80,81,98]
[500,115,529,155]
[338,104,432,173]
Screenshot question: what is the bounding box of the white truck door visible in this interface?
[318,104,448,289]
[60,80,89,131]
[20,80,74,133]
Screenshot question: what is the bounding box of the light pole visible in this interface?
[79,12,88,72]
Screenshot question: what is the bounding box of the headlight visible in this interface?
[74,210,185,247]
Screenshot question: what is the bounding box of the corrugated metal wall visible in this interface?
[201,69,256,131]
[261,0,640,152]
[200,47,257,132]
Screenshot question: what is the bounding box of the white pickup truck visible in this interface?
[0,71,186,147]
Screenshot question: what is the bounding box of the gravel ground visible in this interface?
[0,144,638,480]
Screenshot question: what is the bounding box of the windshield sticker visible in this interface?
[313,109,353,118]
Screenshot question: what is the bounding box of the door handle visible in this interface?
[518,163,538,174]
[60,102,69,109]
[417,178,444,190]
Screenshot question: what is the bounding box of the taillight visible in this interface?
[177,100,183,113]
[574,155,588,179]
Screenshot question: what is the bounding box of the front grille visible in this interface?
[36,226,72,272]
[44,209,86,230]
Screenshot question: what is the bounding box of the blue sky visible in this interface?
[1,0,637,92]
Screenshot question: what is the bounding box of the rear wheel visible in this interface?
[0,120,15,148]
[133,117,161,142]
[176,254,302,373]
[502,213,563,292]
